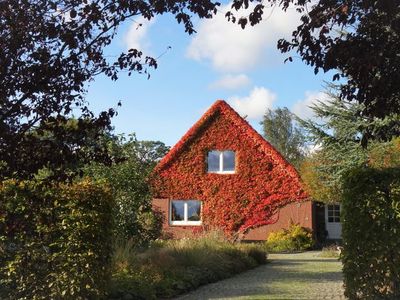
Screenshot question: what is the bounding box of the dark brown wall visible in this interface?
[243,200,313,241]
[153,198,314,241]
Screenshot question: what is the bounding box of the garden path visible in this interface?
[175,251,345,300]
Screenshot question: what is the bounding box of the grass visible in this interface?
[318,244,341,258]
[108,231,268,299]
[260,252,343,298]
[176,251,344,299]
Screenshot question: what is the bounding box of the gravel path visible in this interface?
[175,251,345,300]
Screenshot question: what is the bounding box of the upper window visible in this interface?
[170,200,202,226]
[327,204,340,223]
[207,150,235,173]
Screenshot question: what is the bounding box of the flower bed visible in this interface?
[109,232,267,299]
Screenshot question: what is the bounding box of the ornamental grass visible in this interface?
[109,231,267,299]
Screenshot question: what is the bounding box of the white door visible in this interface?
[325,204,342,239]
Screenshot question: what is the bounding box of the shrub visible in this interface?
[110,231,267,299]
[84,136,168,246]
[342,167,400,299]
[265,223,314,253]
[0,178,113,299]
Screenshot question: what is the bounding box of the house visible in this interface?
[151,100,336,241]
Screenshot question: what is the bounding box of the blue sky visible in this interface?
[87,3,333,147]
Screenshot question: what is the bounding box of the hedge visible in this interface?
[342,167,400,299]
[0,178,113,299]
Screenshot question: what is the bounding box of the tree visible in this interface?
[0,0,220,179]
[227,0,400,142]
[4,0,398,180]
[84,134,169,244]
[298,89,400,202]
[298,92,368,202]
[275,0,400,143]
[261,107,307,168]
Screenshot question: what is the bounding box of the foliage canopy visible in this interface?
[0,0,219,179]
[299,91,400,202]
[85,134,169,243]
[277,0,400,143]
[261,107,307,168]
[2,0,398,179]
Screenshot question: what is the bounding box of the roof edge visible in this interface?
[153,100,226,172]
[153,100,301,181]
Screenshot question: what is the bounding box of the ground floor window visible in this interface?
[327,204,340,223]
[170,200,202,225]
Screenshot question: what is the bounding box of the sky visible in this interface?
[86,2,333,147]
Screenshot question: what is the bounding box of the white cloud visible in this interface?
[209,74,251,90]
[124,17,155,52]
[292,91,331,120]
[186,3,301,72]
[228,86,276,120]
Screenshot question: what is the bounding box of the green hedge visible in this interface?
[342,167,400,299]
[0,179,113,299]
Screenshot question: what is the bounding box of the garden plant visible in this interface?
[109,231,268,299]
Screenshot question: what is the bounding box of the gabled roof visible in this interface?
[153,100,300,179]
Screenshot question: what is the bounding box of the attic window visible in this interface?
[207,150,235,174]
[170,200,202,226]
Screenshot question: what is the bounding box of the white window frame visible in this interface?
[207,151,235,174]
[327,204,341,223]
[170,200,202,226]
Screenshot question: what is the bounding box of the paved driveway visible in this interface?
[175,251,345,300]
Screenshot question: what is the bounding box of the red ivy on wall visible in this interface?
[150,100,308,236]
